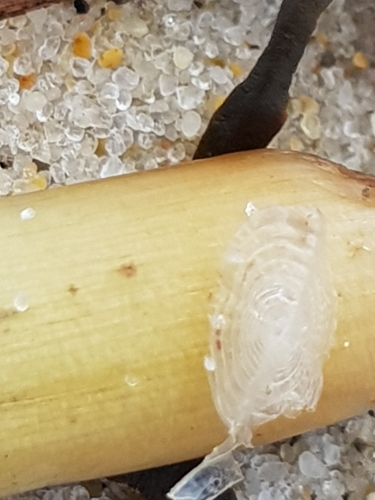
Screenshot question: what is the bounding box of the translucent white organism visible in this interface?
[169,204,337,500]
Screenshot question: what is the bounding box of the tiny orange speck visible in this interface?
[73,33,92,59]
[118,264,137,278]
[68,284,78,295]
[19,73,36,90]
[160,138,172,150]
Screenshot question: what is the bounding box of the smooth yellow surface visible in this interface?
[1,150,375,496]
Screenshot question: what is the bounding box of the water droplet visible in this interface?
[20,207,36,220]
[209,314,225,330]
[204,356,216,372]
[14,291,29,312]
[245,202,257,217]
[125,375,139,387]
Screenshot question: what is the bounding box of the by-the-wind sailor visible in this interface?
[169,204,337,500]
[208,204,337,444]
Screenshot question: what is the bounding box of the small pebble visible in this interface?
[98,48,123,69]
[279,442,295,463]
[322,434,341,465]
[159,74,177,96]
[320,50,336,68]
[74,0,89,14]
[352,51,370,70]
[370,113,375,136]
[72,33,92,59]
[289,135,304,151]
[31,174,48,191]
[300,114,321,140]
[299,95,320,116]
[107,8,122,20]
[181,110,201,138]
[298,451,327,479]
[173,46,194,70]
[315,31,329,48]
[18,73,36,90]
[23,91,47,112]
[125,15,148,38]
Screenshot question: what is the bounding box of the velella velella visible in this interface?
[169,204,337,500]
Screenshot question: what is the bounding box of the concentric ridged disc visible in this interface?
[207,205,336,446]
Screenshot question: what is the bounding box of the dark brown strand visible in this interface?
[194,0,333,160]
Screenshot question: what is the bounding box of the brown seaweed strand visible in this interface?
[194,0,333,160]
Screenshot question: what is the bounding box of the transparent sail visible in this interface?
[169,205,337,500]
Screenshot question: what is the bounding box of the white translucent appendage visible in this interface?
[209,204,336,440]
[169,204,337,500]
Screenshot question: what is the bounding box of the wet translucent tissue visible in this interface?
[168,205,337,500]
